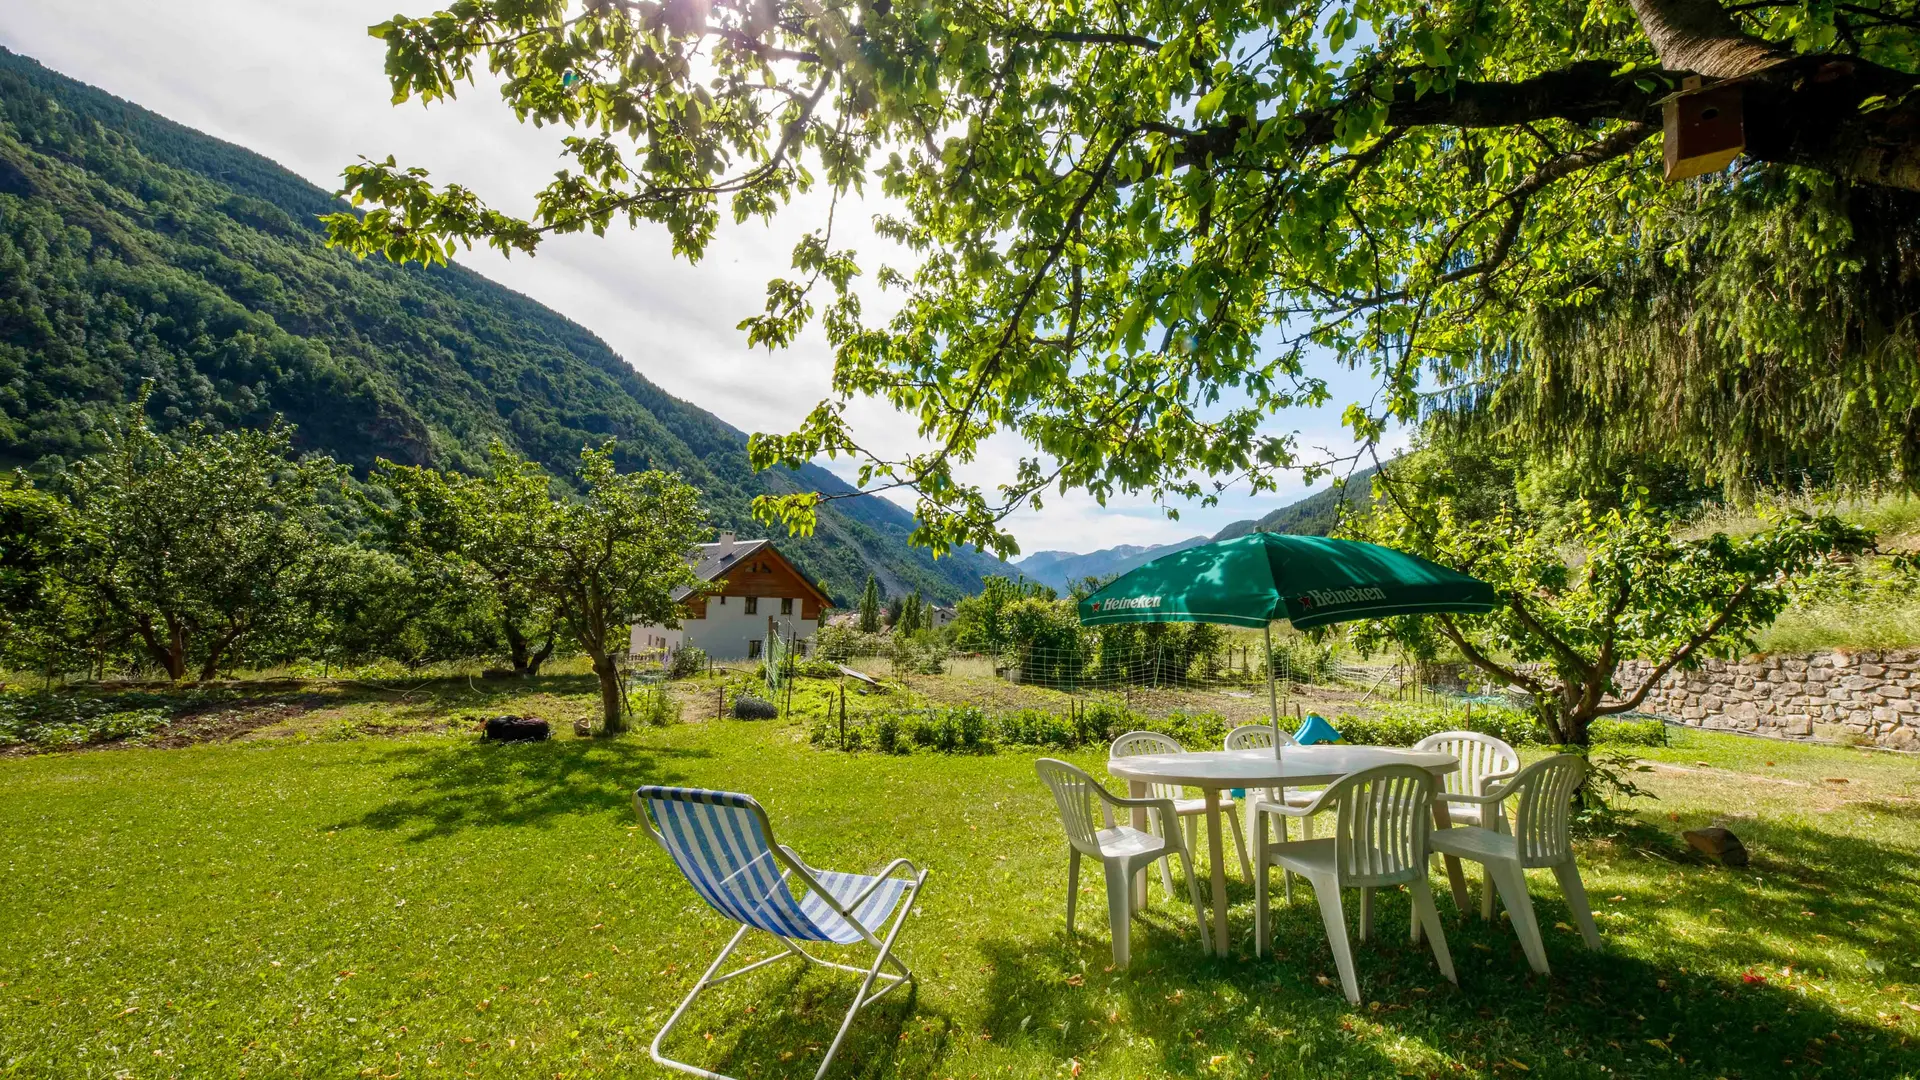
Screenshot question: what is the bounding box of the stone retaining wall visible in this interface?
[1612,650,1920,750]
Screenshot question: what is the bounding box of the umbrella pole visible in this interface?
[1266,623,1280,759]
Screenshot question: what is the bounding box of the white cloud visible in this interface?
[2,0,1400,557]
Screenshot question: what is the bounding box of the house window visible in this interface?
[780,598,793,616]
[717,595,726,605]
[744,596,759,615]
[747,639,763,659]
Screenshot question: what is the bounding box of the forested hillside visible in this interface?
[0,47,1008,602]
[1210,465,1379,541]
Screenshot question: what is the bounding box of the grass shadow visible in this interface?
[332,736,711,841]
[654,946,949,1079]
[972,853,1920,1078]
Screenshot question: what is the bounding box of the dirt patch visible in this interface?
[134,696,326,750]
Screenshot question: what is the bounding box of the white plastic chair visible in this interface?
[1225,724,1320,902]
[1110,731,1253,887]
[1413,731,1521,919]
[1428,754,1603,975]
[635,785,927,1080]
[1035,759,1208,968]
[1253,764,1457,1004]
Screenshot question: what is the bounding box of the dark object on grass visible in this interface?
[485,716,550,742]
[573,718,593,738]
[731,695,778,720]
[1683,826,1749,867]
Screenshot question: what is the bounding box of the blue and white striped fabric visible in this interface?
[638,786,910,945]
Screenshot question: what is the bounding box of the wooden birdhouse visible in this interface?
[1663,75,1745,182]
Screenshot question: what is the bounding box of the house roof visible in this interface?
[670,536,833,606]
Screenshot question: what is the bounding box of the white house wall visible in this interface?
[631,600,816,662]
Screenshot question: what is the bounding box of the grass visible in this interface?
[1753,597,1920,653]
[1,678,1919,1079]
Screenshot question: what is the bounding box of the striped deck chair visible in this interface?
[635,786,929,1080]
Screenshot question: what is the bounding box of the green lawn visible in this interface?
[2,692,1918,1079]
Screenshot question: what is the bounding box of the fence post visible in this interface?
[838,680,847,749]
[717,686,724,722]
[784,648,794,719]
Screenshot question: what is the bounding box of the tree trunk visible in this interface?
[1629,0,1790,79]
[505,621,532,676]
[134,615,188,682]
[526,628,555,677]
[504,620,558,677]
[198,627,242,682]
[592,651,625,734]
[1532,688,1595,749]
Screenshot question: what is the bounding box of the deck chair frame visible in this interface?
[635,786,929,1080]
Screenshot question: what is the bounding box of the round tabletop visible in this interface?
[1106,745,1458,788]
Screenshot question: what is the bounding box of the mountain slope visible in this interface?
[1014,537,1210,592]
[1211,465,1379,541]
[0,46,1010,602]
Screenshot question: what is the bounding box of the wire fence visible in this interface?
[795,632,1509,708]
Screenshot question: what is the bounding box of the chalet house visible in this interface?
[629,534,832,662]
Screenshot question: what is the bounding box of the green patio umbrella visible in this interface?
[1076,532,1498,748]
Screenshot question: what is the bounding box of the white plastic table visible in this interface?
[1106,745,1467,956]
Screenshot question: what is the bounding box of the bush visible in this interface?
[1330,701,1546,748]
[731,694,778,720]
[874,712,904,753]
[795,655,842,679]
[1589,716,1669,747]
[629,687,682,727]
[901,706,986,752]
[813,625,883,663]
[666,646,708,679]
[889,632,946,675]
[1268,635,1338,684]
[996,707,1077,748]
[1152,710,1235,749]
[1077,699,1134,745]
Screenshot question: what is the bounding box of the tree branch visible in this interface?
[1506,595,1597,680]
[1630,0,1794,78]
[1435,613,1550,699]
[1600,581,1756,714]
[1162,60,1668,170]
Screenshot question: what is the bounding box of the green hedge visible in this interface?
[807,697,1670,755]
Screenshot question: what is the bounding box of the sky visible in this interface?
[1,1,1404,557]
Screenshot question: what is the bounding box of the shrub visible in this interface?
[1589,716,1669,747]
[874,712,904,753]
[889,632,946,675]
[906,709,959,751]
[813,625,883,662]
[959,706,988,749]
[795,655,842,679]
[996,707,1076,748]
[1268,635,1338,684]
[629,687,682,727]
[1330,701,1546,748]
[731,694,778,720]
[901,706,987,752]
[667,646,708,679]
[1153,710,1235,749]
[1077,699,1134,745]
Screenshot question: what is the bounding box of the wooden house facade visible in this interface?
[629,534,832,662]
